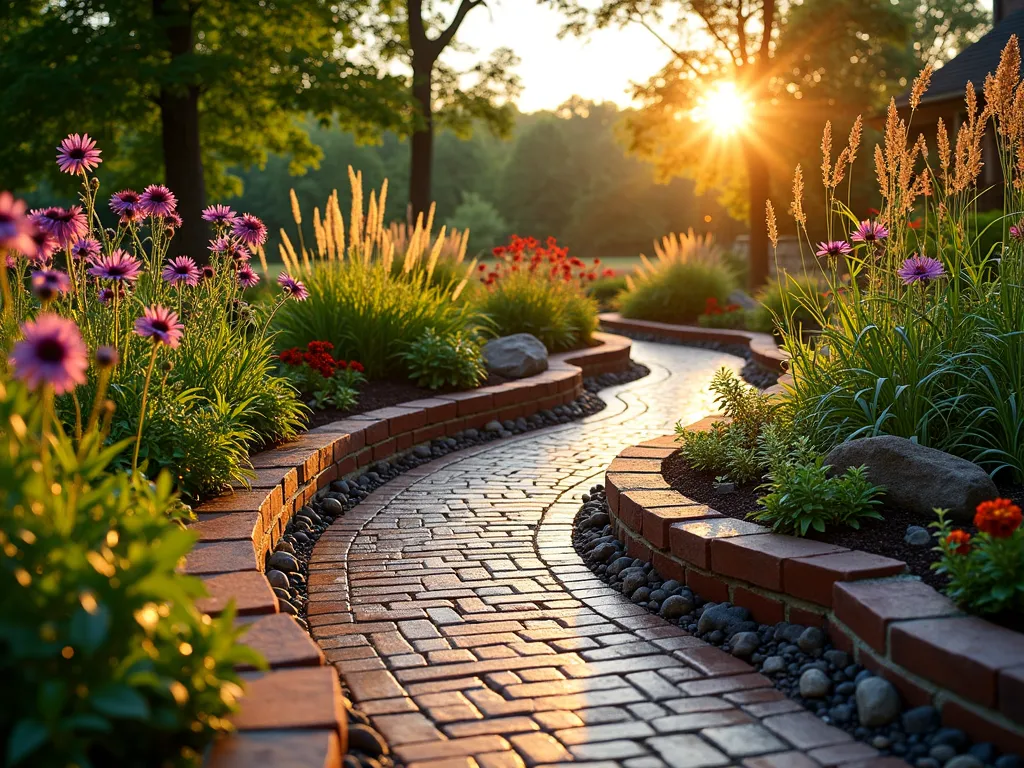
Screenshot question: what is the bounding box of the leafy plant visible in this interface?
[0,375,260,767]
[931,502,1024,615]
[749,436,884,535]
[746,273,827,336]
[620,259,736,324]
[276,341,366,410]
[675,367,778,483]
[587,274,627,310]
[401,328,486,390]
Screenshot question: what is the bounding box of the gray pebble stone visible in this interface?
[928,745,956,763]
[659,594,694,621]
[485,420,502,433]
[730,631,760,658]
[265,569,289,589]
[320,497,344,516]
[267,551,299,573]
[797,626,826,653]
[905,525,932,546]
[855,676,901,727]
[799,668,832,698]
[761,656,786,675]
[944,757,984,768]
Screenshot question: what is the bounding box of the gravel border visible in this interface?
[261,362,651,768]
[572,487,1022,768]
[607,328,780,390]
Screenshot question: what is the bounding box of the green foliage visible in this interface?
[473,270,598,352]
[445,193,508,256]
[0,380,260,767]
[675,368,777,483]
[620,261,735,324]
[931,508,1024,616]
[747,273,827,335]
[587,275,627,310]
[276,342,366,411]
[272,262,480,380]
[749,435,884,536]
[401,329,487,390]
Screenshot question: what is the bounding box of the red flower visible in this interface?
[602,268,615,278]
[307,340,334,355]
[945,530,972,555]
[492,246,506,257]
[974,498,1023,538]
[478,263,487,272]
[348,361,365,373]
[278,348,304,366]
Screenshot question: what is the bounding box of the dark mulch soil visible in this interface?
[305,373,510,429]
[664,450,1024,632]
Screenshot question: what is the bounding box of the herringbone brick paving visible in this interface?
[308,341,899,768]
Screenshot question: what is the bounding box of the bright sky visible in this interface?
[453,2,676,113]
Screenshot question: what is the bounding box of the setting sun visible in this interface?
[690,81,752,136]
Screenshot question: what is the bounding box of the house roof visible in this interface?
[896,8,1024,107]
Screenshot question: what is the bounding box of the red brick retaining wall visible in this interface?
[188,332,632,767]
[604,424,1024,757]
[598,312,788,373]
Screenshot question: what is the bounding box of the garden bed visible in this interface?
[600,428,1024,760]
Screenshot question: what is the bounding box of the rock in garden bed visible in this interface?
[482,333,549,378]
[572,489,1023,768]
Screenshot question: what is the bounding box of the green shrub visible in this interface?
[273,262,480,380]
[587,275,627,310]
[401,329,486,390]
[675,368,777,483]
[445,192,507,256]
[748,434,884,535]
[473,270,598,352]
[276,341,367,410]
[620,261,735,324]
[0,379,259,767]
[931,503,1024,615]
[746,273,826,335]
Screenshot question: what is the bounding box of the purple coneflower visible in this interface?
[232,213,267,249]
[110,189,144,223]
[31,206,88,248]
[139,185,177,218]
[0,192,36,255]
[236,264,260,289]
[56,133,102,175]
[1011,221,1024,241]
[851,220,889,244]
[25,229,57,264]
[88,249,141,284]
[97,287,115,305]
[31,269,71,302]
[201,265,215,281]
[134,305,184,348]
[202,204,237,225]
[71,238,101,261]
[95,345,119,369]
[165,212,183,231]
[277,272,309,301]
[815,240,853,258]
[9,314,88,393]
[162,255,200,287]
[897,254,946,285]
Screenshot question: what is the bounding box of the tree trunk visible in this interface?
[154,0,208,259]
[409,61,434,220]
[744,137,771,290]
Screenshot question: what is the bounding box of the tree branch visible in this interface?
[631,12,705,78]
[408,0,428,52]
[690,2,742,68]
[428,0,485,61]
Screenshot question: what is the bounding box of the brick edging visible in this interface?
[603,423,1024,756]
[598,311,788,373]
[186,332,633,767]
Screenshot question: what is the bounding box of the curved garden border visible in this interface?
[603,421,1024,758]
[598,311,789,374]
[185,332,633,767]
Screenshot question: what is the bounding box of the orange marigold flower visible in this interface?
[974,498,1023,538]
[945,529,972,555]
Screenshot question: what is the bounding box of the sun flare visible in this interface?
[690,81,751,136]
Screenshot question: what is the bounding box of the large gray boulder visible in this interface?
[825,435,996,522]
[482,334,548,379]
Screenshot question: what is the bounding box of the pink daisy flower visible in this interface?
[236,263,260,288]
[110,189,144,223]
[0,192,36,255]
[139,185,177,218]
[95,345,119,369]
[232,213,267,249]
[97,287,115,305]
[898,254,945,285]
[165,211,183,231]
[161,255,200,287]
[88,249,141,284]
[70,238,102,261]
[24,229,57,264]
[31,269,71,301]
[134,305,184,348]
[9,314,88,393]
[850,220,889,244]
[202,204,237,224]
[815,240,852,258]
[56,133,102,175]
[277,272,308,301]
[31,206,88,248]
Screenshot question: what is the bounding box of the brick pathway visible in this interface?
[308,341,894,768]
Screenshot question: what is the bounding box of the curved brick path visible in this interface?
[308,341,897,768]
